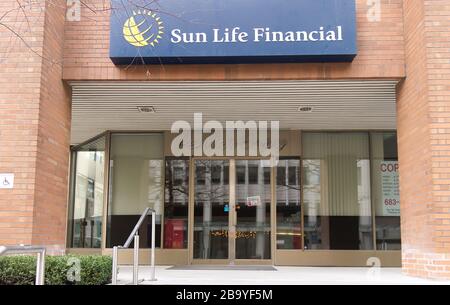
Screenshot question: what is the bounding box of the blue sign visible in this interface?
[110,0,357,65]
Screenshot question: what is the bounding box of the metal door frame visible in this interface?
[188,157,274,265]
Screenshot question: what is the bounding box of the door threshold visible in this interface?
[167,265,277,271]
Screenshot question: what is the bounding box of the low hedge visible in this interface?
[0,255,112,285]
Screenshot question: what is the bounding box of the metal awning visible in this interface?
[70,80,398,144]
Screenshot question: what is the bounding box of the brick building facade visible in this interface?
[0,0,449,279]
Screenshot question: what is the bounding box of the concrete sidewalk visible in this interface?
[115,266,450,285]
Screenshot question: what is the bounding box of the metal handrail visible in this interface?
[0,245,46,285]
[123,207,153,248]
[112,207,157,285]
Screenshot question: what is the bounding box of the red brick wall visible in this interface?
[0,0,70,249]
[0,0,45,246]
[32,1,71,248]
[398,0,450,279]
[62,0,405,81]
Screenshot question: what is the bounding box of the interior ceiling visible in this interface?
[70,80,398,145]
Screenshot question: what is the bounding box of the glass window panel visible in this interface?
[302,132,373,250]
[223,165,229,185]
[276,159,302,249]
[288,166,297,185]
[106,134,164,248]
[264,168,271,185]
[196,166,206,185]
[237,165,246,184]
[248,165,258,184]
[277,167,286,185]
[371,132,401,250]
[173,167,185,187]
[164,158,189,249]
[69,136,105,248]
[211,165,221,184]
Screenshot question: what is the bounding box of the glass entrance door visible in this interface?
[235,160,272,259]
[192,159,272,263]
[193,160,230,260]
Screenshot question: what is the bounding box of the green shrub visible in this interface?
[0,255,112,285]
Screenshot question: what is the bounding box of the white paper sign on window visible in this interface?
[380,161,400,216]
[246,196,261,207]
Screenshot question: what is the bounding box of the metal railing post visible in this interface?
[133,234,139,285]
[112,246,118,285]
[110,207,157,285]
[0,245,47,286]
[35,248,46,285]
[150,210,156,281]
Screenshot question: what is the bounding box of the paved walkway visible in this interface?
[115,266,450,285]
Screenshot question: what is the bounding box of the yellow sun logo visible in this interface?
[123,10,164,47]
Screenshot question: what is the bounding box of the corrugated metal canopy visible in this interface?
[70,80,398,144]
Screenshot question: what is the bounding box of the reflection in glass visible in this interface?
[194,160,230,259]
[106,134,164,248]
[164,158,189,249]
[235,160,271,259]
[69,137,105,248]
[276,159,302,249]
[302,132,373,250]
[371,132,401,250]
